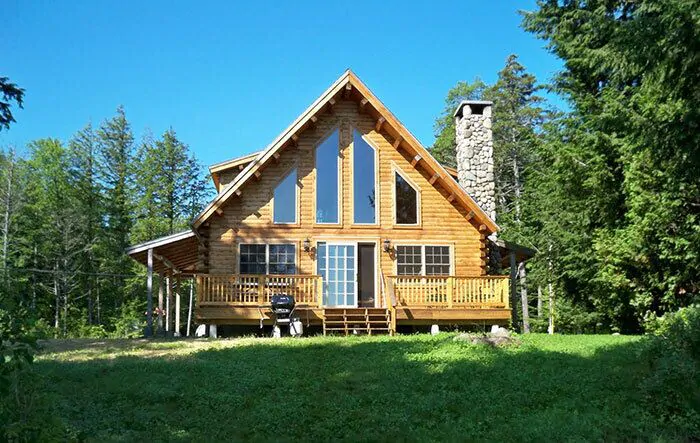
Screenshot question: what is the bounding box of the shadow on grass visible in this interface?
[36,335,668,442]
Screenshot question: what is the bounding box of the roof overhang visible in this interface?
[191,70,499,234]
[126,230,198,274]
[209,151,261,191]
[495,239,537,267]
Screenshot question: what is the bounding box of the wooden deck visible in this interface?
[195,274,511,329]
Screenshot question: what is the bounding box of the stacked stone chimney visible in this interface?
[454,100,495,222]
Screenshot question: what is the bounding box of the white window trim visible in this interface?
[392,162,421,227]
[237,242,298,275]
[393,243,454,276]
[271,164,299,225]
[350,128,380,226]
[314,126,342,226]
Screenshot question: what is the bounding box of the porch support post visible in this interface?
[187,279,194,337]
[509,251,519,331]
[166,273,172,335]
[157,272,164,335]
[174,274,181,337]
[145,248,154,337]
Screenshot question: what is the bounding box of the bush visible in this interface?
[0,308,73,441]
[110,299,146,338]
[529,297,605,334]
[640,305,700,437]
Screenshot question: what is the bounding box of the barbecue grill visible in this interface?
[269,294,302,337]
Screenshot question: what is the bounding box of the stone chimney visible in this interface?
[454,100,495,221]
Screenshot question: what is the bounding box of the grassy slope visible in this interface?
[36,334,663,441]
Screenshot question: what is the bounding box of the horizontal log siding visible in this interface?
[206,99,483,276]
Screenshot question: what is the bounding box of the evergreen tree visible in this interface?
[68,123,103,324]
[523,0,700,330]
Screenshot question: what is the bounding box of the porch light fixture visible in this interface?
[303,238,311,252]
[383,238,392,253]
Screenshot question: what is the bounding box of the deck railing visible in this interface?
[196,274,323,306]
[388,275,509,308]
[195,274,509,309]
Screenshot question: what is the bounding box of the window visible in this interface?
[395,171,418,225]
[269,244,296,274]
[396,245,422,276]
[239,244,267,274]
[353,130,376,224]
[425,246,450,275]
[273,168,297,224]
[315,129,340,223]
[239,244,296,274]
[396,245,451,276]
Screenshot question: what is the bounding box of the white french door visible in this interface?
[316,242,357,307]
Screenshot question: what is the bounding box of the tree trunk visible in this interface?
[537,286,543,317]
[519,261,530,333]
[547,244,555,335]
[53,266,60,336]
[512,151,522,223]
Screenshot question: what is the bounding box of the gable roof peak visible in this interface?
[191,71,499,234]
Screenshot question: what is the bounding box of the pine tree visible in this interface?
[97,106,135,313]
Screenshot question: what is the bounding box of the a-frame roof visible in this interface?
[192,70,499,234]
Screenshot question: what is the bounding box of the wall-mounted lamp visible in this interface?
[303,238,311,252]
[382,238,392,253]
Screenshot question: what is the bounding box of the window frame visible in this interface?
[314,127,342,226]
[394,244,453,276]
[271,165,299,226]
[238,242,298,275]
[350,128,379,226]
[392,163,421,227]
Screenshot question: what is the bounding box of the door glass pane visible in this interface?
[319,243,356,306]
[353,130,376,224]
[273,168,297,223]
[316,129,339,223]
[396,172,418,224]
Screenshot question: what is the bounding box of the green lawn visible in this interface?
[35,334,672,441]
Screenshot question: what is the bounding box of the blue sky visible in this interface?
[2,0,561,168]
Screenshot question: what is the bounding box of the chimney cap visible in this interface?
[454,100,493,118]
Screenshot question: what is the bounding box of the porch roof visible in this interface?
[126,230,198,275]
[495,239,537,266]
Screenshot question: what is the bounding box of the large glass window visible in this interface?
[315,129,340,223]
[353,130,376,224]
[239,244,296,274]
[395,171,418,225]
[273,168,297,224]
[396,245,451,276]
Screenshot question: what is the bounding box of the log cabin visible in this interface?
[126,70,534,337]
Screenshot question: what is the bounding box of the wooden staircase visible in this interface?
[322,308,394,336]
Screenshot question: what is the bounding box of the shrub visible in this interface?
[640,305,700,437]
